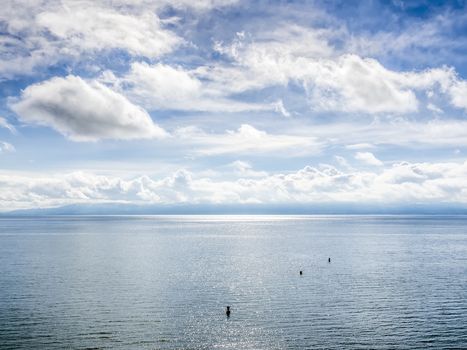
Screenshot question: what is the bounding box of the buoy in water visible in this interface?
[299,270,303,275]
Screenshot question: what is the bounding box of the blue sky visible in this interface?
[1,0,467,211]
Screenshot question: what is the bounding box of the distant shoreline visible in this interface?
[2,203,467,217]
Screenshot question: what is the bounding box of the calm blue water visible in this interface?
[0,215,466,349]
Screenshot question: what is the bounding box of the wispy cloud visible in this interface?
[0,141,15,154]
[175,124,320,156]
[355,152,383,166]
[112,62,272,113]
[0,117,16,134]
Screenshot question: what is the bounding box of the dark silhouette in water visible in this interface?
[328,257,331,263]
[226,306,231,317]
[299,270,303,275]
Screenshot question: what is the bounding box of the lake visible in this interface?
[0,215,466,349]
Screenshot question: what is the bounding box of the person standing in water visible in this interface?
[226,306,231,317]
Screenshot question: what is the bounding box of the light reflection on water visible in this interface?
[0,215,466,349]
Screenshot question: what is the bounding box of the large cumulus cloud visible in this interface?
[11,75,167,141]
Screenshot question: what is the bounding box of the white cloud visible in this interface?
[273,99,291,117]
[354,152,384,166]
[118,62,269,112]
[427,103,443,114]
[301,119,467,149]
[229,160,268,177]
[175,124,320,156]
[211,26,467,114]
[345,143,375,150]
[305,54,418,113]
[207,26,335,94]
[122,62,202,109]
[0,117,16,133]
[36,3,181,58]
[0,141,15,153]
[11,75,167,141]
[334,155,350,169]
[449,80,467,111]
[2,160,467,210]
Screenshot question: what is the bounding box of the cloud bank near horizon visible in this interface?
[2,160,467,211]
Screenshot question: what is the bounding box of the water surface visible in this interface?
[0,215,466,349]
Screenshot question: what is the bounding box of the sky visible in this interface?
[1,0,467,212]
